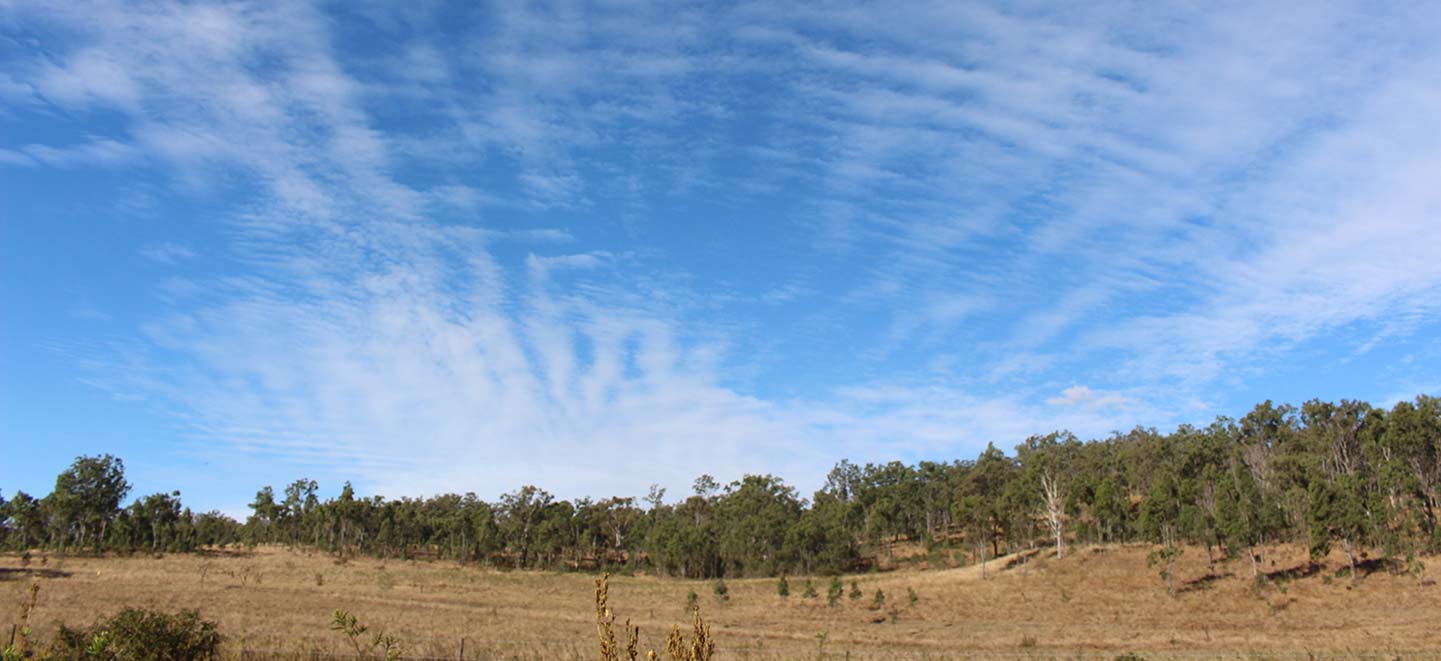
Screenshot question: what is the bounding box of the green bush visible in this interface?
[47,608,221,660]
[826,576,843,607]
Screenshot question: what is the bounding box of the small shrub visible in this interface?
[826,576,843,607]
[871,588,886,610]
[48,607,222,660]
[776,575,790,598]
[1020,634,1037,648]
[687,589,699,611]
[712,579,729,602]
[907,586,918,606]
[330,609,401,661]
[315,572,325,587]
[802,579,818,599]
[848,579,862,600]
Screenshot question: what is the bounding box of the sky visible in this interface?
[2,1,1439,516]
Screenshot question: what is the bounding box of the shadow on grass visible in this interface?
[194,547,258,559]
[1264,562,1320,582]
[0,567,72,581]
[1180,570,1234,593]
[1353,556,1401,578]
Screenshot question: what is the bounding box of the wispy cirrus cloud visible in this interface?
[2,1,1438,509]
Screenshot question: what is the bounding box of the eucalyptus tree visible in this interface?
[128,491,183,552]
[1301,399,1382,582]
[1016,432,1081,558]
[499,485,553,568]
[596,496,643,562]
[713,474,803,576]
[647,486,722,578]
[952,443,1016,573]
[10,392,1441,577]
[1375,396,1441,537]
[50,454,130,551]
[785,489,858,574]
[916,460,959,542]
[1214,446,1286,578]
[854,461,923,555]
[1,492,44,550]
[246,486,281,544]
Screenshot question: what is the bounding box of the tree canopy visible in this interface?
[3,395,1438,581]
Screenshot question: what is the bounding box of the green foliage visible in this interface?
[4,393,1438,585]
[712,579,729,602]
[47,608,221,660]
[871,588,886,609]
[802,579,818,599]
[686,589,699,611]
[826,576,843,607]
[330,609,401,660]
[776,574,789,598]
[848,579,862,600]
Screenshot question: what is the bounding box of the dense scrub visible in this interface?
[2,396,1437,581]
[3,587,221,661]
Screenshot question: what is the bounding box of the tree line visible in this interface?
[2,396,1437,582]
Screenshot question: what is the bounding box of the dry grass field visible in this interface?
[3,544,1438,659]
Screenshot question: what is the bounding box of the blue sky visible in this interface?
[3,1,1439,515]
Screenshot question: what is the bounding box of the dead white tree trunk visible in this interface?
[1040,468,1065,559]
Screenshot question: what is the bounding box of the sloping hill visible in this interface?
[2,544,1436,658]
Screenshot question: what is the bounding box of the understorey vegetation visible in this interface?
[2,396,1437,582]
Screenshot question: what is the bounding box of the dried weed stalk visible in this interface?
[595,573,713,661]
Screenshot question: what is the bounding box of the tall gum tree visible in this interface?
[1017,432,1080,559]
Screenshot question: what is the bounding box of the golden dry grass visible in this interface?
[2,544,1438,659]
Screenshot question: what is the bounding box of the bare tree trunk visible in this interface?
[1041,470,1065,559]
[1344,537,1357,585]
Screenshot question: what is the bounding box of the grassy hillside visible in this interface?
[2,544,1437,659]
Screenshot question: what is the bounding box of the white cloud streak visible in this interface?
[4,0,1439,505]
